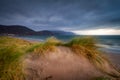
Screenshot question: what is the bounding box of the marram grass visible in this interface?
[64,37,103,63]
[27,36,107,67]
[27,37,62,55]
[64,36,97,48]
[27,42,56,55]
[0,36,32,80]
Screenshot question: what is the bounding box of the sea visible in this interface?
[16,35,120,54]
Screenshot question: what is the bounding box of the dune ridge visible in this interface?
[24,46,120,80]
[0,36,120,80]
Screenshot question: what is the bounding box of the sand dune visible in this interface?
[24,46,120,80]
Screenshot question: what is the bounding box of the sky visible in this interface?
[0,0,120,35]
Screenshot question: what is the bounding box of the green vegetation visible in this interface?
[45,36,62,45]
[0,36,63,79]
[27,42,56,55]
[64,36,96,49]
[0,36,32,80]
[27,37,61,55]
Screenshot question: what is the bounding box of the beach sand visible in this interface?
[106,53,120,70]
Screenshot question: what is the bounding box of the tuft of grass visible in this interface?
[27,43,56,55]
[27,37,62,55]
[64,36,96,49]
[63,37,103,63]
[0,36,32,80]
[45,36,62,45]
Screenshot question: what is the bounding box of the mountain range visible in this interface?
[0,25,75,36]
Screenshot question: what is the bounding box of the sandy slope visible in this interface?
[106,53,120,70]
[24,46,120,80]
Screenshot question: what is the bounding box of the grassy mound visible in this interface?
[0,36,120,80]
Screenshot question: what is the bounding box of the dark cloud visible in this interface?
[0,0,120,31]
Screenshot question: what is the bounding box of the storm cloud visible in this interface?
[0,0,120,32]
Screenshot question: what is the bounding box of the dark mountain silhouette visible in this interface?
[0,25,35,35]
[0,25,75,36]
[50,30,75,35]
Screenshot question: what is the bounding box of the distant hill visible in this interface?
[50,30,75,35]
[0,25,75,36]
[36,30,54,36]
[0,25,35,35]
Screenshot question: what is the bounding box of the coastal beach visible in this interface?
[0,0,120,80]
